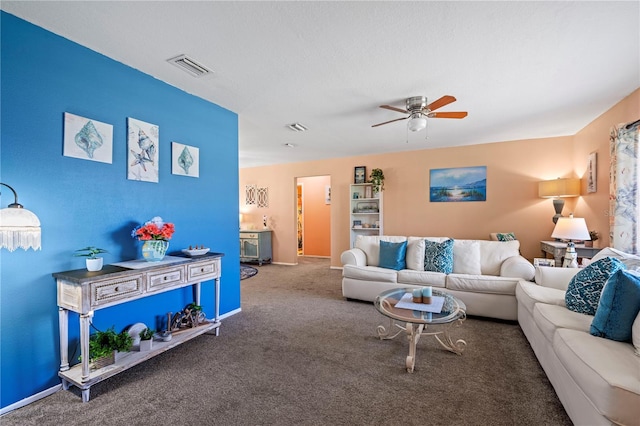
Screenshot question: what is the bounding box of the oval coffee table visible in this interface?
[374,288,467,372]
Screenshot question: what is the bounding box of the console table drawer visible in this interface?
[187,260,219,281]
[91,276,143,307]
[147,266,186,292]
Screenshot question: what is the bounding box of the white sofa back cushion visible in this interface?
[453,240,482,274]
[477,240,520,276]
[591,247,640,271]
[355,235,407,267]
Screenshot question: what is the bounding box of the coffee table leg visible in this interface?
[406,323,424,373]
[434,319,467,355]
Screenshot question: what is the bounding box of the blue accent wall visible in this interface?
[0,12,240,409]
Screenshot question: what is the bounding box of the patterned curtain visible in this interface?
[609,119,640,254]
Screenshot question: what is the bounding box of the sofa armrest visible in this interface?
[500,255,535,281]
[341,248,367,266]
[534,266,581,291]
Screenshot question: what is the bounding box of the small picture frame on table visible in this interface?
[354,166,366,184]
[534,258,555,267]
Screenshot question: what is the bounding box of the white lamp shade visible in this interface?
[407,116,427,132]
[551,216,590,241]
[0,207,41,251]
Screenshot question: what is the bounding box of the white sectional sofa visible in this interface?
[341,235,535,320]
[516,249,640,426]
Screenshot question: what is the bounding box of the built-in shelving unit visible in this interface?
[349,183,383,247]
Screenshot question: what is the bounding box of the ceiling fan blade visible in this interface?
[379,105,408,114]
[429,111,468,119]
[426,95,456,112]
[372,116,409,127]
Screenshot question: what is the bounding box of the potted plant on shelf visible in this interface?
[585,231,599,248]
[139,327,155,351]
[74,246,108,271]
[369,168,385,194]
[83,326,133,370]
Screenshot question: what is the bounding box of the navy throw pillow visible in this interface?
[590,269,640,341]
[378,240,407,271]
[565,257,626,315]
[424,239,454,274]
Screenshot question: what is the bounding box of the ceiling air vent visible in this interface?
[287,123,308,132]
[167,55,212,77]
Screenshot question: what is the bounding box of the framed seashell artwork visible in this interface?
[127,117,159,183]
[171,142,199,178]
[63,112,113,164]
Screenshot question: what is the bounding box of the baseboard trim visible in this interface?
[271,262,297,266]
[330,266,343,270]
[0,384,61,416]
[219,307,241,320]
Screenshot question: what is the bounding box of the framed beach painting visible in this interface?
[63,112,113,163]
[127,118,159,183]
[429,166,487,202]
[172,142,199,178]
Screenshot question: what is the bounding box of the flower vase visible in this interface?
[141,240,169,262]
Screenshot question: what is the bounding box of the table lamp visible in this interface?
[551,214,590,267]
[538,178,581,223]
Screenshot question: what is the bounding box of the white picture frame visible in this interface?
[63,112,113,164]
[534,258,555,267]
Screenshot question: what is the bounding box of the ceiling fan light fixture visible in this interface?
[407,115,427,132]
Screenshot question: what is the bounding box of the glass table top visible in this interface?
[374,288,466,324]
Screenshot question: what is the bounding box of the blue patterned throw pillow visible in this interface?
[424,239,454,274]
[496,232,516,241]
[590,269,640,341]
[378,240,407,270]
[566,257,626,315]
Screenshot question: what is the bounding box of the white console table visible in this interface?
[53,252,223,402]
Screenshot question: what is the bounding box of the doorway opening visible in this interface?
[295,175,331,258]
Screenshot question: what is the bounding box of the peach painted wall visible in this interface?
[297,176,331,257]
[239,88,639,267]
[571,89,640,248]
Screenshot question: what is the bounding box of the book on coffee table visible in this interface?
[395,293,445,313]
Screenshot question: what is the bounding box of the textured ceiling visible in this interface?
[3,1,639,168]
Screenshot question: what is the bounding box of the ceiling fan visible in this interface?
[372,95,468,132]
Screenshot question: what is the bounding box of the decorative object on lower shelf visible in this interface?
[84,326,133,369]
[139,327,155,351]
[170,303,206,331]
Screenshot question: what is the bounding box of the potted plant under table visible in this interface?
[83,326,133,369]
[139,327,155,351]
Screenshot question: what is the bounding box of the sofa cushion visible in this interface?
[406,237,426,271]
[452,240,482,275]
[591,247,640,271]
[354,235,407,267]
[516,281,566,316]
[477,240,520,276]
[566,257,626,315]
[553,328,640,426]
[342,264,397,283]
[378,240,407,271]
[591,269,640,341]
[533,303,593,344]
[424,238,454,273]
[496,232,517,241]
[397,269,446,287]
[446,274,518,295]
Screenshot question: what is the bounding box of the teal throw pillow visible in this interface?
[379,240,407,271]
[590,270,640,341]
[424,239,454,274]
[565,257,626,315]
[496,232,516,241]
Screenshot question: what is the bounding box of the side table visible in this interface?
[540,241,601,267]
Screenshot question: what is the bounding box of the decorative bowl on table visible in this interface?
[181,247,210,257]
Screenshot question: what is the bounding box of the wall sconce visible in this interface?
[538,178,581,223]
[0,183,41,251]
[551,214,590,267]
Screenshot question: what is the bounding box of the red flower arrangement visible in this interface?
[131,217,175,241]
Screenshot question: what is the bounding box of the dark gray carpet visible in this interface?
[1,257,571,425]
